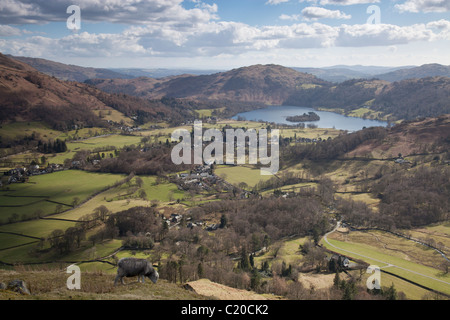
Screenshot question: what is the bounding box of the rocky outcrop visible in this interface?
[2,279,31,295]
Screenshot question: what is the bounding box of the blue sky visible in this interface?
[0,0,449,69]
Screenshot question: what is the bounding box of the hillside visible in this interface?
[0,269,206,300]
[0,53,186,130]
[286,114,450,162]
[88,64,328,105]
[346,114,450,158]
[371,76,450,120]
[0,269,273,300]
[8,55,133,82]
[376,64,450,82]
[285,77,450,120]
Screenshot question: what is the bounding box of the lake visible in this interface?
[232,105,388,132]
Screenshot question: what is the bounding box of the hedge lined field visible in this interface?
[214,165,272,188]
[0,170,126,223]
[322,233,450,296]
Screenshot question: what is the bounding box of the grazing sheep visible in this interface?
[114,257,159,286]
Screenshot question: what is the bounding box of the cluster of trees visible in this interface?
[37,104,105,132]
[199,196,330,242]
[43,206,110,254]
[37,139,67,154]
[336,165,450,230]
[372,77,450,120]
[47,226,87,255]
[122,236,155,249]
[284,79,381,114]
[286,112,320,122]
[95,144,192,176]
[284,77,450,121]
[283,126,387,162]
[43,205,161,255]
[104,206,162,238]
[372,166,450,228]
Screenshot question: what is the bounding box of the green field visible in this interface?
[214,165,272,188]
[0,171,187,264]
[0,122,115,143]
[255,236,308,268]
[322,233,450,296]
[69,135,142,151]
[346,107,386,121]
[93,109,134,126]
[0,122,62,141]
[0,170,126,222]
[100,175,185,204]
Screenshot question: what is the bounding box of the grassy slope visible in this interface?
[322,230,450,296]
[0,269,207,300]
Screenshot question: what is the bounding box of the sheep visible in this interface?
[114,257,159,286]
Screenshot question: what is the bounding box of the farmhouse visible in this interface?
[329,254,350,269]
[170,213,183,223]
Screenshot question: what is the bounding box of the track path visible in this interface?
[322,222,450,287]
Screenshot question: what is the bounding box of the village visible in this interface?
[1,163,65,185]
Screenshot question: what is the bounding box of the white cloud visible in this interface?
[0,25,23,36]
[335,23,434,47]
[266,0,290,5]
[299,0,380,5]
[279,14,301,20]
[2,19,446,61]
[426,19,450,40]
[395,0,450,13]
[301,7,351,20]
[427,19,450,30]
[0,0,219,26]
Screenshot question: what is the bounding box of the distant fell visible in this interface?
[376,63,450,82]
[9,55,134,82]
[90,64,328,105]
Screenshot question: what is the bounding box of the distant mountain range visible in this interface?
[8,55,134,82]
[110,68,224,79]
[292,65,411,82]
[8,55,450,83]
[374,64,450,82]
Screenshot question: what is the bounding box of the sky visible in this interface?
[0,0,449,69]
